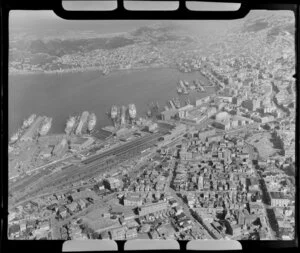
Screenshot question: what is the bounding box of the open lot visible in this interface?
[247,132,279,160]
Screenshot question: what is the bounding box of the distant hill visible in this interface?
[28,36,136,57]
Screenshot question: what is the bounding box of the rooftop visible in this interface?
[270,191,286,199]
[71,137,89,145]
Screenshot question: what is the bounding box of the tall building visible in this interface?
[224,149,232,164]
[242,99,260,111]
[233,97,243,106]
[198,175,204,190]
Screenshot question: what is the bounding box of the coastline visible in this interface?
[9,64,177,77]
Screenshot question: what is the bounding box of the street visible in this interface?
[245,141,278,240]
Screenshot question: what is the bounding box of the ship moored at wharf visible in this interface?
[87,113,97,133]
[10,114,40,144]
[38,117,52,136]
[65,116,77,135]
[10,115,52,143]
[65,111,97,135]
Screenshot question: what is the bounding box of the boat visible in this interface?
[172,97,181,109]
[128,104,137,120]
[151,102,159,113]
[177,87,183,94]
[120,106,127,126]
[190,83,196,90]
[75,111,89,135]
[110,105,118,119]
[10,131,21,143]
[183,88,189,94]
[185,98,191,105]
[88,113,97,133]
[198,85,205,92]
[39,117,52,136]
[179,80,185,89]
[184,80,189,87]
[147,110,152,117]
[169,100,176,110]
[155,102,160,110]
[65,116,76,135]
[102,67,110,75]
[73,115,81,133]
[196,80,203,89]
[22,114,36,128]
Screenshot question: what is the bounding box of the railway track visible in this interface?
[10,131,165,207]
[82,132,163,164]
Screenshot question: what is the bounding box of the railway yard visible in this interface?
[9,127,170,208]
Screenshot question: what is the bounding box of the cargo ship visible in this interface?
[177,87,183,94]
[39,117,52,136]
[22,114,36,128]
[108,105,119,127]
[120,106,127,126]
[10,114,37,144]
[147,109,152,117]
[183,88,189,94]
[189,83,196,90]
[10,132,20,143]
[73,115,81,134]
[65,116,77,135]
[110,105,118,120]
[179,80,184,87]
[178,80,189,94]
[20,116,45,141]
[75,111,89,135]
[87,113,97,133]
[198,85,205,92]
[193,79,205,92]
[147,102,159,119]
[183,80,189,87]
[169,100,176,110]
[128,104,137,121]
[172,97,181,109]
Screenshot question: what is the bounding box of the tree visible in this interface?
[91,232,99,239]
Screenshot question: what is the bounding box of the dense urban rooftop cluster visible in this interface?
[8,12,295,241]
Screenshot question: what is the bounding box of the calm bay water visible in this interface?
[9,68,215,136]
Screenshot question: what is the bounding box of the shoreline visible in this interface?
[9,64,178,76]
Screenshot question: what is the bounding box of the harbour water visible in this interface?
[9,68,215,137]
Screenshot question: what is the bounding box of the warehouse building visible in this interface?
[270,192,290,207]
[138,201,168,216]
[70,137,94,151]
[161,109,178,121]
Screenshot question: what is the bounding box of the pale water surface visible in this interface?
[9,68,215,136]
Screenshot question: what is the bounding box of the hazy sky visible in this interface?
[62,0,240,11]
[9,2,292,40]
[11,1,242,22]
